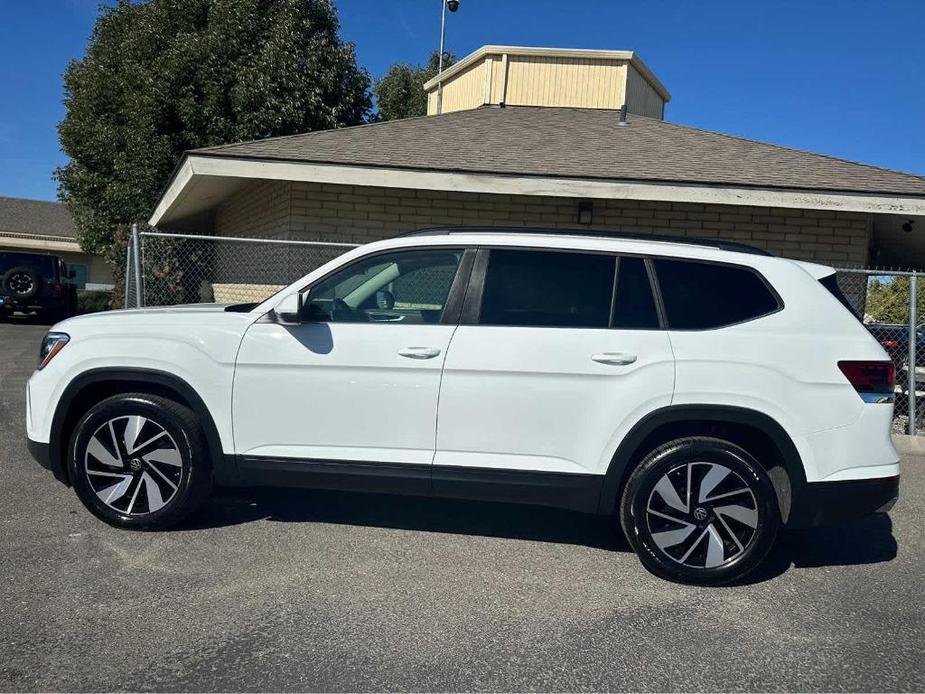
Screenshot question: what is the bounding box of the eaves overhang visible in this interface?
[150,152,925,229]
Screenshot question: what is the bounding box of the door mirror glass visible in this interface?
[376,289,395,309]
[274,293,303,325]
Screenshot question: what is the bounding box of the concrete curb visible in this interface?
[892,433,925,455]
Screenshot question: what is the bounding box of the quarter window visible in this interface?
[612,257,660,329]
[653,258,779,329]
[479,249,615,328]
[305,249,463,324]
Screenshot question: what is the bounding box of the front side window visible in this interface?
[305,249,463,324]
[479,249,615,328]
[653,258,780,329]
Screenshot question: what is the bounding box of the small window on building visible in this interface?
[653,258,780,329]
[479,249,615,328]
[612,257,660,329]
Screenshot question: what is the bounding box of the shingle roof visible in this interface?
[0,196,77,238]
[191,106,925,197]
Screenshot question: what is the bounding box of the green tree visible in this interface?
[374,51,455,121]
[865,276,924,324]
[57,0,371,254]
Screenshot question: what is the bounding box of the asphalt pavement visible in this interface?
[1,319,923,692]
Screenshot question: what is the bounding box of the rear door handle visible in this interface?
[591,352,637,365]
[398,347,442,359]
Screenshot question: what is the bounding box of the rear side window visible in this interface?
[612,257,660,329]
[653,258,780,329]
[820,272,861,319]
[479,249,615,328]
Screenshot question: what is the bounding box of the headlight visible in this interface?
[38,332,70,369]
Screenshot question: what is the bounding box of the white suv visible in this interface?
[26,228,900,584]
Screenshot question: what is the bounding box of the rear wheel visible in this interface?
[620,436,779,585]
[68,393,212,530]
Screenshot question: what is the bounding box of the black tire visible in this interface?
[68,393,212,530]
[1,266,41,300]
[620,436,779,586]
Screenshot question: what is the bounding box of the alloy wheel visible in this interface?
[9,272,35,296]
[645,461,758,569]
[83,415,184,516]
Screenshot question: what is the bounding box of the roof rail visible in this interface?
[402,226,772,257]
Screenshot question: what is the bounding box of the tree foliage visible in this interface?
[865,276,924,324]
[374,51,455,121]
[57,0,371,253]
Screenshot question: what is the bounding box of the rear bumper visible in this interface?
[0,294,66,312]
[26,437,69,485]
[788,473,899,528]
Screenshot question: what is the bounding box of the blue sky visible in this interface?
[1,0,923,202]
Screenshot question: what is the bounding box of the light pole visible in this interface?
[436,0,459,115]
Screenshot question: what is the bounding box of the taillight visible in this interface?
[838,360,895,403]
[881,340,899,349]
[51,282,63,297]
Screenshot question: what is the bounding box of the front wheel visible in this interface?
[620,437,779,585]
[68,393,212,530]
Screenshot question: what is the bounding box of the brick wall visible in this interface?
[214,180,291,238]
[213,180,871,266]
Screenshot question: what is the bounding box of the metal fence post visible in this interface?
[131,223,144,308]
[124,241,132,309]
[908,273,917,434]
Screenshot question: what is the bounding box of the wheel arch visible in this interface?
[597,405,806,521]
[50,367,232,485]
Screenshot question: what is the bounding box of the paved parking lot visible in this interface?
[1,320,923,692]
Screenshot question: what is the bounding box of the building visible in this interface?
[149,45,925,271]
[0,196,112,289]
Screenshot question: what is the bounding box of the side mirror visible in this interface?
[376,289,395,309]
[67,270,76,279]
[274,293,303,325]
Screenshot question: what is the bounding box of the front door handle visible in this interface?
[591,352,637,365]
[398,347,442,359]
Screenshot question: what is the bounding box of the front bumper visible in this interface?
[788,473,899,528]
[27,437,69,485]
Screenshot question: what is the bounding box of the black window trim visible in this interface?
[648,255,784,331]
[459,244,783,332]
[461,246,624,331]
[293,245,476,326]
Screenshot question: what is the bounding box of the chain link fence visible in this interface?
[125,229,357,308]
[836,268,921,434]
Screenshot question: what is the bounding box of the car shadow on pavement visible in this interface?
[734,513,897,585]
[186,486,628,551]
[181,486,898,582]
[0,312,58,327]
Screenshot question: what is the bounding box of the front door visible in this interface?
[435,249,675,476]
[233,247,468,466]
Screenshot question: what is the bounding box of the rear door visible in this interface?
[434,247,675,477]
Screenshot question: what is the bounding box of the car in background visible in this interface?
[867,323,913,366]
[0,251,78,321]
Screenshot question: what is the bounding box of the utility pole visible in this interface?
[436,0,460,115]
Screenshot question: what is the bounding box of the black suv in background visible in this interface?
[0,251,77,321]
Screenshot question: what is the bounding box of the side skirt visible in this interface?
[236,456,604,514]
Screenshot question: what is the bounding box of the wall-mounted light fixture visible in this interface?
[577,200,593,225]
